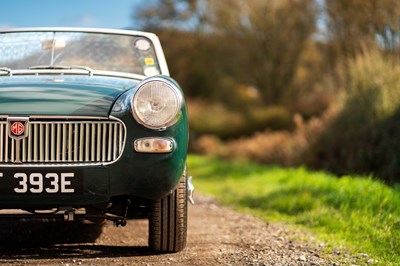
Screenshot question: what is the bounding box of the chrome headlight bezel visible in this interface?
[131,76,183,130]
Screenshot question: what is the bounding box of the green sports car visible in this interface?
[0,28,192,253]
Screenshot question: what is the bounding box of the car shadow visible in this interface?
[0,219,158,260]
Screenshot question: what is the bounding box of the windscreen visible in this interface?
[0,31,161,76]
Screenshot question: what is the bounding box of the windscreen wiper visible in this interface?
[0,67,12,76]
[28,65,93,76]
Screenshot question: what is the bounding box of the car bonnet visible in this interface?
[0,75,138,117]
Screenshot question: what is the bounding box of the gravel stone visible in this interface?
[0,194,355,265]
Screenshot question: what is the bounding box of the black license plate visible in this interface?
[0,169,83,194]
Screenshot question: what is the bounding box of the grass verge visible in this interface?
[188,155,400,265]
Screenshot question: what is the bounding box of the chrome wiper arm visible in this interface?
[0,67,12,76]
[70,65,93,77]
[28,65,93,76]
[28,65,71,70]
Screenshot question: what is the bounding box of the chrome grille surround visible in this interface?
[0,116,126,167]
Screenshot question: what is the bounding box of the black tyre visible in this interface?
[148,170,188,253]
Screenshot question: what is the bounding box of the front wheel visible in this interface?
[148,170,188,253]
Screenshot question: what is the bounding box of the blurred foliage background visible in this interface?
[131,0,400,184]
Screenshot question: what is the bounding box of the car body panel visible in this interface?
[0,75,188,207]
[109,106,188,200]
[0,28,188,211]
[0,76,138,116]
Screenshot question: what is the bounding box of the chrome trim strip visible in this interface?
[0,163,105,168]
[119,124,123,155]
[28,115,109,120]
[103,116,127,166]
[0,69,145,80]
[0,27,159,41]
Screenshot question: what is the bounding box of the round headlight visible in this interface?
[132,78,182,129]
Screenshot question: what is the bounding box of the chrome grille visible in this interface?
[0,118,126,165]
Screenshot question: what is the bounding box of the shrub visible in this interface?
[195,106,338,166]
[192,49,400,183]
[307,49,400,183]
[188,100,245,139]
[188,100,294,139]
[247,106,294,132]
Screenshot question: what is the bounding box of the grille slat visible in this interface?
[22,138,26,162]
[97,123,101,162]
[113,124,117,160]
[108,124,112,162]
[0,124,4,161]
[27,125,32,162]
[68,124,72,162]
[74,124,78,162]
[102,124,107,162]
[79,124,84,161]
[85,123,90,162]
[51,124,55,161]
[56,124,61,161]
[40,124,44,162]
[33,124,38,161]
[4,124,8,163]
[0,119,125,165]
[45,124,49,162]
[91,124,95,162]
[11,139,15,163]
[119,124,123,155]
[62,124,66,162]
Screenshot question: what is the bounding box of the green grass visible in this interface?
[188,155,400,265]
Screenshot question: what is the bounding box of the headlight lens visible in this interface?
[132,78,182,129]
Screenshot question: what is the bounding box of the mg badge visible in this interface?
[11,122,25,136]
[7,117,29,140]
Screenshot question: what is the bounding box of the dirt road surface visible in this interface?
[0,195,342,266]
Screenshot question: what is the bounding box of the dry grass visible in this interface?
[195,105,339,166]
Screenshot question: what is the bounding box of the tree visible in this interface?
[132,0,317,105]
[132,0,204,31]
[324,0,400,58]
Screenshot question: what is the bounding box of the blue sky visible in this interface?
[0,0,142,30]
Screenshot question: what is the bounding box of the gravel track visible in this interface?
[0,195,348,265]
